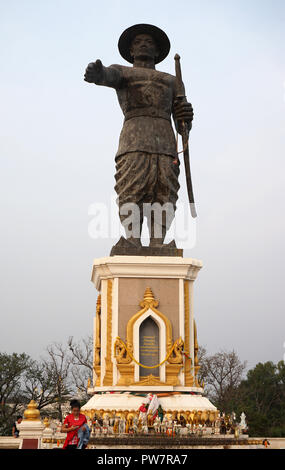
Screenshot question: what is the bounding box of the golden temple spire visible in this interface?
[23,400,41,421]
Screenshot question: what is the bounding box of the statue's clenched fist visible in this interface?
[173,100,194,134]
[84,59,104,84]
[173,100,194,122]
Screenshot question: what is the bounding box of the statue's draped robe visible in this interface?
[96,64,180,230]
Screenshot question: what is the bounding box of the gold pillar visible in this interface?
[184,281,194,386]
[94,294,101,386]
[103,280,113,385]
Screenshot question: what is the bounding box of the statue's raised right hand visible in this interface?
[84,59,104,84]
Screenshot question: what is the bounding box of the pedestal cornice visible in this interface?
[91,256,203,290]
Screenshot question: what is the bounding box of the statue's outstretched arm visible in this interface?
[84,59,122,89]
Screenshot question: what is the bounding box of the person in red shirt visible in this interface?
[61,399,87,449]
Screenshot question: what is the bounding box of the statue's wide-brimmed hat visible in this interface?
[118,24,170,64]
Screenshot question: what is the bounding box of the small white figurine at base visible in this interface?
[161,416,167,434]
[153,416,161,433]
[239,412,247,431]
[142,424,148,434]
[119,416,126,434]
[95,420,101,435]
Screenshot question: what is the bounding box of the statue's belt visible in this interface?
[124,108,171,122]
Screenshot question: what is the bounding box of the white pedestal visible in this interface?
[18,420,44,449]
[82,255,217,418]
[90,255,203,391]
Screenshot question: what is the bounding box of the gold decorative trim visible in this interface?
[194,319,199,366]
[126,287,173,359]
[130,374,168,386]
[103,280,113,385]
[114,337,132,364]
[94,365,101,386]
[116,363,135,386]
[81,408,220,425]
[184,281,194,386]
[115,336,183,369]
[93,294,101,386]
[124,287,180,385]
[168,337,184,364]
[165,363,183,385]
[118,287,188,386]
[194,320,201,387]
[94,294,101,366]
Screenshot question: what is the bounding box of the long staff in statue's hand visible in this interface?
[174,54,197,218]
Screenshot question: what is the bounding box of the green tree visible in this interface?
[0,352,31,435]
[233,361,285,436]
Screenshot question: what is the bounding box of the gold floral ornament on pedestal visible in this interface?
[23,400,41,421]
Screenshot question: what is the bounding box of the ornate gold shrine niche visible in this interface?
[89,256,203,392]
[114,287,185,386]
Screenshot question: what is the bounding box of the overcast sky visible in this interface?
[1,0,284,371]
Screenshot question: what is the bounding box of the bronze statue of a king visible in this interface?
[84,24,194,255]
